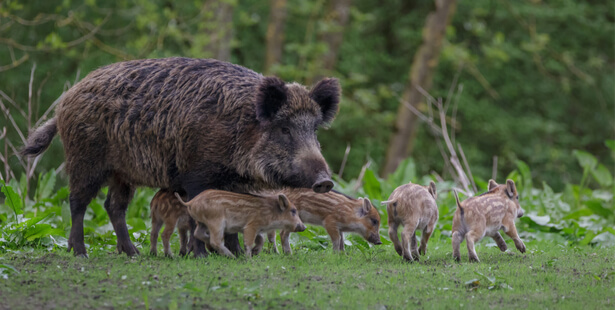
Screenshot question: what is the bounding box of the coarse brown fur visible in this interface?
[149,189,192,257]
[383,181,438,262]
[174,190,306,258]
[270,189,382,254]
[451,179,526,263]
[20,58,340,257]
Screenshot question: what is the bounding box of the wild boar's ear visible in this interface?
[310,78,340,124]
[488,179,498,191]
[506,179,516,198]
[428,181,437,199]
[277,194,291,212]
[362,198,373,215]
[255,76,288,124]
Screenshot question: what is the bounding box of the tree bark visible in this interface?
[264,0,287,74]
[314,0,352,81]
[201,0,234,62]
[383,0,457,175]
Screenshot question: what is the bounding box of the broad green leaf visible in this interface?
[1,181,23,216]
[572,150,597,171]
[387,158,416,187]
[36,170,57,201]
[605,140,615,152]
[562,209,594,220]
[362,169,382,201]
[584,200,612,219]
[591,164,613,187]
[515,160,532,192]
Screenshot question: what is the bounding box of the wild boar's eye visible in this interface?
[281,127,291,135]
[291,209,297,216]
[371,218,378,226]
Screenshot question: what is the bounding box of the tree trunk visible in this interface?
[264,0,287,74]
[314,0,352,81]
[201,0,234,62]
[383,0,457,175]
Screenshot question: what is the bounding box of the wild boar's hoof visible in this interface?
[117,243,140,257]
[312,179,333,193]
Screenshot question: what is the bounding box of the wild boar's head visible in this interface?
[252,77,340,193]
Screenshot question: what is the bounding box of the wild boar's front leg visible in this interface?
[503,219,526,254]
[280,230,292,254]
[490,231,508,252]
[242,226,259,258]
[339,233,345,252]
[267,231,279,254]
[251,234,265,256]
[324,219,342,251]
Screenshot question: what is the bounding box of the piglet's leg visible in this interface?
[451,231,464,262]
[150,215,163,256]
[339,233,345,252]
[491,232,508,252]
[178,226,189,256]
[419,226,434,256]
[251,234,265,256]
[242,227,259,258]
[280,230,292,254]
[162,216,178,257]
[503,220,526,254]
[267,231,279,254]
[465,231,480,263]
[324,220,342,251]
[208,226,235,258]
[400,226,416,261]
[388,221,402,257]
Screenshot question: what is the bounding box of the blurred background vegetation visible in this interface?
[0,0,613,192]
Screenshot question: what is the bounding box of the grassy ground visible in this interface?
[0,238,613,310]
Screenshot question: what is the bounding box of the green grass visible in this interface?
[1,238,613,309]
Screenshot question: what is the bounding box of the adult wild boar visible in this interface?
[21,57,339,257]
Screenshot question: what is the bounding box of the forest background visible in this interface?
[0,0,613,192]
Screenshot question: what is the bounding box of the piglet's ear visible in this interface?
[310,78,340,124]
[255,77,288,124]
[428,181,437,199]
[506,179,516,198]
[488,179,498,191]
[361,198,373,216]
[277,194,291,212]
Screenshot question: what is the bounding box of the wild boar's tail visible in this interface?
[174,192,189,207]
[20,118,58,157]
[453,190,464,217]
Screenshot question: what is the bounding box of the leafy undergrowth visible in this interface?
[0,239,613,309]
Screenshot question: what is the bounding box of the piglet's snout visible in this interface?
[517,208,524,218]
[295,223,306,232]
[368,233,382,245]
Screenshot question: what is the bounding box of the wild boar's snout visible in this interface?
[517,208,524,218]
[295,223,306,232]
[369,233,382,245]
[299,156,333,193]
[312,177,333,193]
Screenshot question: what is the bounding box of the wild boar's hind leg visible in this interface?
[451,231,464,262]
[161,216,178,257]
[388,221,402,257]
[150,213,163,256]
[67,173,107,258]
[465,232,480,263]
[178,226,190,256]
[419,225,435,256]
[104,175,139,256]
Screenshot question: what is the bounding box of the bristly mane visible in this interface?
[331,189,356,200]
